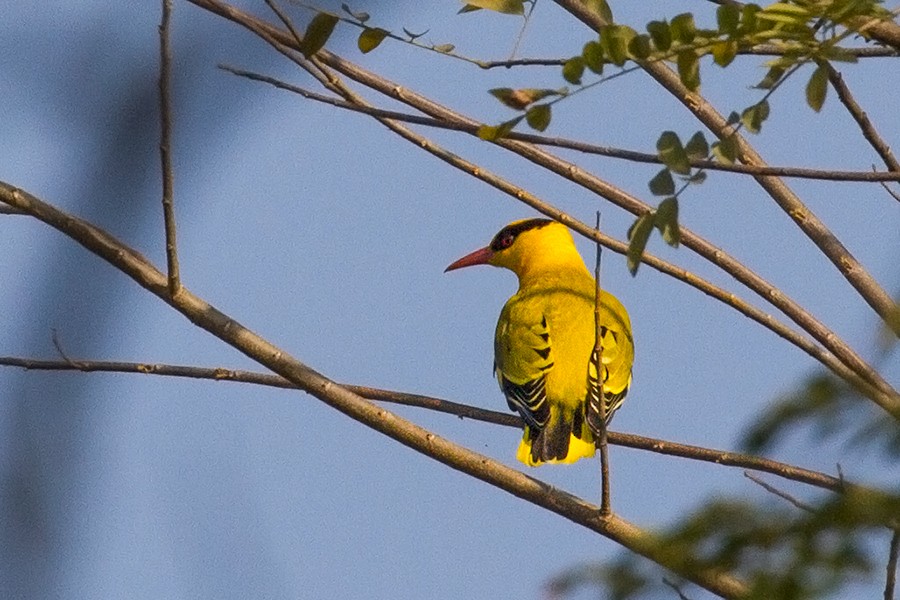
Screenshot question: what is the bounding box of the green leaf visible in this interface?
[711,40,738,67]
[685,131,709,161]
[489,87,561,110]
[806,64,828,112]
[626,213,655,275]
[433,43,455,53]
[582,0,613,25]
[600,25,634,67]
[562,56,585,84]
[358,27,389,53]
[458,4,482,13]
[717,3,741,35]
[712,136,738,165]
[677,49,701,91]
[525,104,552,132]
[460,0,525,15]
[755,66,786,89]
[655,197,680,247]
[688,170,707,185]
[300,12,339,58]
[477,116,524,141]
[628,34,652,60]
[741,100,769,134]
[657,131,691,175]
[740,4,762,33]
[726,111,741,126]
[582,40,604,74]
[649,168,675,196]
[341,3,369,23]
[670,13,697,44]
[646,20,672,52]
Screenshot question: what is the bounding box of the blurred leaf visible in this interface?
[525,104,551,131]
[648,168,675,196]
[740,3,762,33]
[670,13,697,43]
[460,0,525,15]
[756,66,786,89]
[582,40,604,74]
[341,3,369,23]
[657,131,691,175]
[687,170,707,185]
[806,64,829,112]
[711,39,738,67]
[358,27,389,53]
[600,25,635,66]
[626,213,654,275]
[300,12,339,58]
[717,3,741,35]
[477,116,523,140]
[655,197,680,247]
[646,20,672,52]
[712,135,738,165]
[741,100,770,134]
[684,131,709,161]
[627,34,652,60]
[581,0,614,25]
[677,49,701,91]
[726,111,741,126]
[433,43,455,53]
[489,87,561,110]
[563,56,585,84]
[458,4,482,13]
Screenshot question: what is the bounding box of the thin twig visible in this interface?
[0,181,750,599]
[887,528,899,600]
[824,61,900,175]
[0,353,858,495]
[744,471,815,512]
[593,212,611,515]
[663,578,693,600]
[158,0,180,296]
[185,0,900,413]
[221,64,900,183]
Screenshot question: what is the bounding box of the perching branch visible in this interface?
[0,354,855,496]
[158,0,180,295]
[551,0,900,339]
[0,180,750,599]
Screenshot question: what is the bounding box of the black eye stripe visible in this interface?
[489,218,553,251]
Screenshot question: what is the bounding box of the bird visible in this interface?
[445,218,633,466]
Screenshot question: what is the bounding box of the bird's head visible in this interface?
[445,218,584,281]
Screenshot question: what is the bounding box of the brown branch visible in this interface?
[823,61,900,175]
[192,1,900,413]
[222,64,900,183]
[548,0,900,404]
[593,213,611,515]
[0,180,749,599]
[0,354,852,495]
[744,471,815,512]
[887,528,899,600]
[158,0,180,296]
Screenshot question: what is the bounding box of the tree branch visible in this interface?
[185,0,899,414]
[158,0,180,296]
[551,0,900,339]
[0,354,853,495]
[0,180,750,599]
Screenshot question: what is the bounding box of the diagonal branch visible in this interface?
[184,0,899,414]
[0,180,749,599]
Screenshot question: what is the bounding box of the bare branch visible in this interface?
[824,61,900,175]
[593,213,611,515]
[0,354,853,495]
[887,528,899,600]
[158,0,180,295]
[222,64,900,183]
[744,471,815,512]
[0,180,750,599]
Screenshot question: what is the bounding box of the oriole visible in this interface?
[446,218,633,466]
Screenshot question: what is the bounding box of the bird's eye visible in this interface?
[497,232,515,249]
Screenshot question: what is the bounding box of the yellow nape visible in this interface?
[515,426,596,467]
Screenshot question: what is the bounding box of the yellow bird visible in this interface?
[446,218,634,466]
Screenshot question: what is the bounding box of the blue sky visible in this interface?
[1,2,898,598]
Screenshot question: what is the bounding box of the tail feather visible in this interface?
[516,410,595,466]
